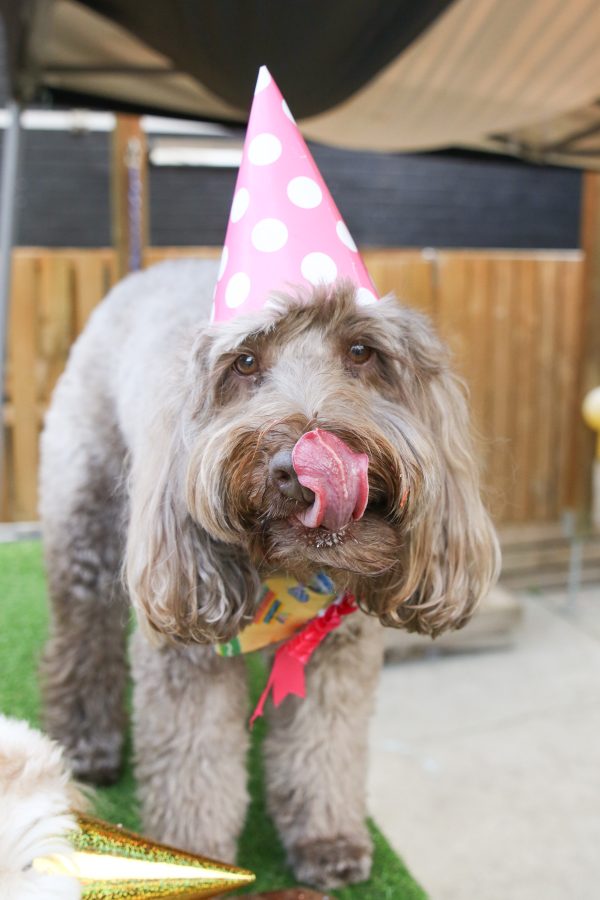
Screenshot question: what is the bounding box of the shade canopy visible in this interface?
[0,0,451,123]
[2,0,600,168]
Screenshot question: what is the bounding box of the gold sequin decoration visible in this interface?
[33,814,255,899]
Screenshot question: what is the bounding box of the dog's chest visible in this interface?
[216,571,338,656]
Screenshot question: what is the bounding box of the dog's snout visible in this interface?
[269,450,315,503]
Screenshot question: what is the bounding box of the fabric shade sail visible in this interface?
[2,0,600,167]
[0,0,451,121]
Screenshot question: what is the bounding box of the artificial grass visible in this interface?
[0,540,426,899]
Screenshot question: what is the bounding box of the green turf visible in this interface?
[0,540,426,899]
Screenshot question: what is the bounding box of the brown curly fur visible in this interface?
[39,260,499,889]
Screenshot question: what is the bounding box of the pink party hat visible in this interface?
[212,66,378,323]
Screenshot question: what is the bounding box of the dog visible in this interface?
[39,257,500,889]
[0,715,86,900]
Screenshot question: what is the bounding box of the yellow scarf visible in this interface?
[216,571,339,656]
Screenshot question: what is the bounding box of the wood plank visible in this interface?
[480,256,500,510]
[556,260,585,511]
[560,262,591,512]
[498,521,568,545]
[463,255,489,428]
[438,252,471,371]
[571,172,600,523]
[7,255,39,520]
[502,539,600,572]
[38,253,76,405]
[0,417,11,520]
[502,565,600,592]
[487,257,513,521]
[72,252,108,335]
[464,256,496,514]
[1,402,47,427]
[435,252,468,362]
[529,259,554,520]
[144,246,221,267]
[360,249,435,318]
[102,249,119,297]
[511,260,537,520]
[538,259,561,520]
[0,246,590,526]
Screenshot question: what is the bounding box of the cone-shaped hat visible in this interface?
[33,814,255,899]
[213,66,378,323]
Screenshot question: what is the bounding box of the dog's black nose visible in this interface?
[269,450,315,503]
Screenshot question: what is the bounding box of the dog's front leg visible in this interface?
[263,613,384,889]
[131,629,249,862]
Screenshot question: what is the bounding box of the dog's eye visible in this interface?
[233,353,259,376]
[348,343,372,365]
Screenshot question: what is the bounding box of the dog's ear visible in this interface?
[125,396,260,644]
[378,307,500,636]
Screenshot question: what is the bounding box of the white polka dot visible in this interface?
[255,67,271,94]
[356,287,377,306]
[225,272,251,308]
[336,220,357,252]
[251,218,288,252]
[217,245,228,281]
[248,133,282,166]
[282,99,295,122]
[287,176,322,209]
[301,252,338,285]
[230,188,249,223]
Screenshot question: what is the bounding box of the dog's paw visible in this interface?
[289,835,373,889]
[66,733,123,786]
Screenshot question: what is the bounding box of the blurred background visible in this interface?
[0,2,599,899]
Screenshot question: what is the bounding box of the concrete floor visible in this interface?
[368,585,600,900]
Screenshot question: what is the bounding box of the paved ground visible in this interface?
[368,585,600,900]
[0,522,41,542]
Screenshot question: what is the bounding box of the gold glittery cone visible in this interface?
[33,814,256,899]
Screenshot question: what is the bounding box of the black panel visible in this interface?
[0,129,581,249]
[0,129,111,248]
[149,143,582,251]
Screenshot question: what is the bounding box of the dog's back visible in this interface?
[41,258,217,465]
[38,258,218,783]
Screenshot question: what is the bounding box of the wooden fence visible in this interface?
[1,246,585,526]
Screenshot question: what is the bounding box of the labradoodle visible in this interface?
[39,259,499,889]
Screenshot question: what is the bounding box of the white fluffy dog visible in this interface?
[0,715,84,900]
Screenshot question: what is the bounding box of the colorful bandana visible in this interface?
[249,592,358,726]
[216,571,339,657]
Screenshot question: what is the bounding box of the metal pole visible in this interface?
[0,100,23,515]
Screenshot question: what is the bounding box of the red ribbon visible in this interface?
[250,593,358,727]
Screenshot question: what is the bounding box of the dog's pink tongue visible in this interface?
[292,429,369,531]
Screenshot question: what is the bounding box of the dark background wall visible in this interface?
[150,145,583,250]
[7,129,112,247]
[0,18,583,250]
[1,127,583,250]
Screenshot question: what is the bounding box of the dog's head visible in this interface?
[127,282,500,643]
